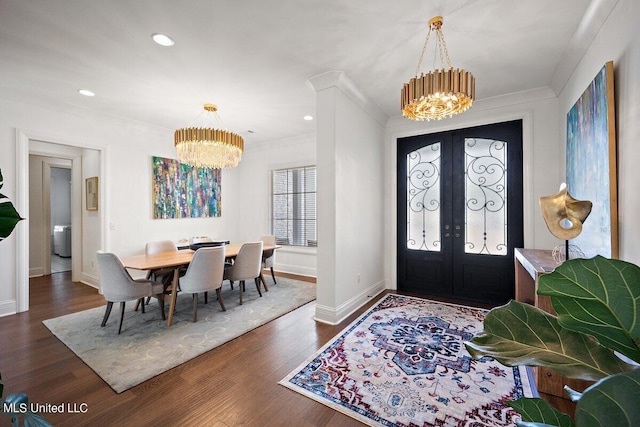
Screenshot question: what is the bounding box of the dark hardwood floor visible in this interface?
[0,272,573,426]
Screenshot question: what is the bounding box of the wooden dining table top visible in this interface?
[121,243,278,271]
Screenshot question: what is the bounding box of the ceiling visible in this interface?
[0,0,609,146]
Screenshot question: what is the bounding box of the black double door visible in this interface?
[397,120,523,305]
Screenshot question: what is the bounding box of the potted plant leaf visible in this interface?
[0,168,24,241]
[1,372,52,426]
[465,256,640,427]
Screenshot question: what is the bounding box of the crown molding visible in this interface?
[308,70,388,127]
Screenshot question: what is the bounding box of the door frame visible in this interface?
[396,120,523,302]
[389,112,534,291]
[15,129,108,313]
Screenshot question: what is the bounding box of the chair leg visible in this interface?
[134,299,141,312]
[192,294,198,323]
[239,280,245,305]
[117,301,126,334]
[229,280,234,290]
[260,272,269,292]
[270,267,277,284]
[140,297,146,313]
[156,294,166,321]
[204,291,208,304]
[216,288,226,311]
[255,277,263,297]
[101,301,113,327]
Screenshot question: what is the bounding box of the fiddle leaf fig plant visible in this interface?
[0,168,25,241]
[1,372,52,427]
[465,256,640,427]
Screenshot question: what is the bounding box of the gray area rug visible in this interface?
[43,277,315,393]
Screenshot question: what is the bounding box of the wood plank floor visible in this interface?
[0,272,573,426]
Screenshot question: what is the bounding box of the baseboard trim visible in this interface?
[0,299,17,317]
[80,272,99,289]
[29,267,44,278]
[314,280,386,325]
[270,270,316,283]
[274,263,316,278]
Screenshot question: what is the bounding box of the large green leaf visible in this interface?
[465,300,636,380]
[0,168,25,241]
[3,392,52,427]
[538,256,640,362]
[0,201,24,241]
[575,369,640,427]
[508,397,575,427]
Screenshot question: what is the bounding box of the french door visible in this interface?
[397,120,523,304]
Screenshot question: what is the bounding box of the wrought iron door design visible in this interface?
[398,120,523,304]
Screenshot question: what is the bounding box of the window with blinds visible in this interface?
[271,166,317,247]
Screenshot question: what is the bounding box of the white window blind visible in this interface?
[271,166,317,247]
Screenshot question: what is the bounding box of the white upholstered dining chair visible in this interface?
[96,252,166,334]
[223,241,263,305]
[178,246,227,322]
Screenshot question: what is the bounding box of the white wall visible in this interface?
[310,71,387,324]
[82,148,101,283]
[234,133,318,277]
[385,88,563,289]
[557,0,640,264]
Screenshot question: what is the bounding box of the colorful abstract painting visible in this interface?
[152,156,221,219]
[566,62,617,258]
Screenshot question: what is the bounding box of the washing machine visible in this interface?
[53,225,72,257]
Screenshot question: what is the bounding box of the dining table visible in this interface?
[121,243,279,326]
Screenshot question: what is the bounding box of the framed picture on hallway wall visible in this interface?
[566,61,618,258]
[86,176,98,211]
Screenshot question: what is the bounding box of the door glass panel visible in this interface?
[464,138,507,255]
[407,143,441,251]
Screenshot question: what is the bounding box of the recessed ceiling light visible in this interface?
[152,33,175,47]
[78,89,95,97]
[303,115,314,121]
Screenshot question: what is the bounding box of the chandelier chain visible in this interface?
[415,17,454,76]
[415,27,433,77]
[436,28,453,70]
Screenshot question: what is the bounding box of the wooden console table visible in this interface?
[514,248,592,397]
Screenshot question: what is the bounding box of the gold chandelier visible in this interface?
[401,16,475,121]
[174,104,244,169]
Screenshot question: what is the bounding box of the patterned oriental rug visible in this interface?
[280,294,536,426]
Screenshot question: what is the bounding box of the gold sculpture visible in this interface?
[539,183,592,240]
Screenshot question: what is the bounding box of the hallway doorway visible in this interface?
[16,130,105,313]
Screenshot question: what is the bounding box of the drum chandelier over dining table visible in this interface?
[401,16,475,121]
[174,104,244,169]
